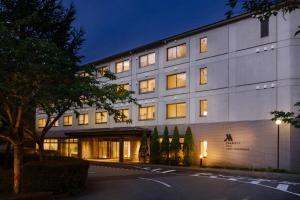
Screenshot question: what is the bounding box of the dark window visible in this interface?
[261,20,269,38]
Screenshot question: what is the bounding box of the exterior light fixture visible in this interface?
[275,119,282,125]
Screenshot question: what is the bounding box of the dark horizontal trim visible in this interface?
[82,13,252,68]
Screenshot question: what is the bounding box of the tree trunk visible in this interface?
[37,139,44,160]
[13,144,23,194]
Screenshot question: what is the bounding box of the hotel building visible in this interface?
[36,10,300,171]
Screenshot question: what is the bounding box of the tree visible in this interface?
[0,0,135,194]
[183,127,194,166]
[139,130,148,163]
[150,127,160,164]
[170,126,180,165]
[160,126,170,165]
[226,0,300,35]
[271,102,300,128]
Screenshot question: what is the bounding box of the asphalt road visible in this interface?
[67,165,300,200]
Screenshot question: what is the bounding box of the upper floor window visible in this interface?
[167,72,186,90]
[200,99,208,117]
[116,109,129,123]
[166,102,186,119]
[95,112,108,124]
[79,72,89,77]
[50,117,59,127]
[260,19,269,38]
[167,44,186,61]
[118,83,130,91]
[200,37,208,53]
[78,113,89,125]
[139,79,155,94]
[38,118,46,128]
[63,115,73,126]
[97,66,108,78]
[200,67,208,85]
[140,53,155,67]
[115,60,130,73]
[139,105,155,121]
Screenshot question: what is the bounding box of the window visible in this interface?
[99,141,108,158]
[139,79,155,94]
[200,37,208,53]
[167,72,186,90]
[140,53,155,67]
[200,140,208,158]
[63,115,73,126]
[38,118,46,128]
[200,67,208,85]
[124,141,131,159]
[97,66,108,77]
[95,112,108,124]
[139,105,155,120]
[50,117,59,127]
[44,139,58,151]
[78,113,89,125]
[261,19,269,38]
[200,99,208,117]
[166,102,186,119]
[79,72,89,77]
[118,83,130,91]
[60,139,78,157]
[167,44,186,60]
[116,109,129,122]
[115,60,130,73]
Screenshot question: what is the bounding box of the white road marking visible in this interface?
[228,178,237,181]
[209,176,217,178]
[190,173,202,177]
[250,181,260,185]
[161,170,176,174]
[138,177,171,188]
[143,167,150,170]
[276,184,289,191]
[152,168,162,172]
[88,171,96,174]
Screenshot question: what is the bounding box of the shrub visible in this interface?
[22,157,89,195]
[160,126,170,165]
[150,127,160,164]
[170,126,180,165]
[139,130,149,163]
[183,127,194,166]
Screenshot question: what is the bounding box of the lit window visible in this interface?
[139,106,155,120]
[140,53,155,67]
[167,44,186,60]
[139,79,155,94]
[200,37,208,53]
[99,141,108,158]
[63,115,73,126]
[95,112,108,124]
[50,117,59,127]
[200,99,208,117]
[260,19,269,38]
[200,67,208,85]
[79,72,89,77]
[166,102,186,119]
[124,141,131,158]
[200,140,208,158]
[116,109,129,123]
[44,139,58,151]
[115,60,130,73]
[38,118,46,128]
[118,83,130,91]
[167,72,186,90]
[97,66,108,77]
[78,113,89,125]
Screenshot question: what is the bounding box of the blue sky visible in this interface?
[63,0,228,64]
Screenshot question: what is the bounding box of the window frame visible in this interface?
[199,99,208,117]
[97,66,108,78]
[116,108,129,123]
[166,102,187,119]
[63,115,73,126]
[167,43,187,61]
[139,78,156,94]
[115,60,130,74]
[260,19,269,38]
[78,113,89,125]
[50,117,59,127]
[138,105,156,121]
[95,111,108,124]
[199,67,208,85]
[38,118,46,128]
[139,52,156,68]
[166,72,187,90]
[200,37,208,53]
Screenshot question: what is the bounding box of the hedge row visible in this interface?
[23,157,89,194]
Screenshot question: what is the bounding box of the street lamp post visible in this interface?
[275,119,282,169]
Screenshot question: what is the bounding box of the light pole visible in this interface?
[275,119,282,169]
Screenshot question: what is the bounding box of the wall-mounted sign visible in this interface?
[224,134,250,151]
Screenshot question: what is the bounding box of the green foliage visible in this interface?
[271,102,300,128]
[150,127,160,164]
[139,130,148,163]
[183,127,194,166]
[160,126,170,164]
[22,157,89,195]
[170,126,180,165]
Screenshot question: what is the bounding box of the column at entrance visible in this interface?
[119,138,124,163]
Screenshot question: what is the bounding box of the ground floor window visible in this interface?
[111,141,119,159]
[99,141,108,158]
[60,139,78,157]
[43,139,58,151]
[200,140,208,158]
[124,141,131,159]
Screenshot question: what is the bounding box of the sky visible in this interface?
[63,0,229,64]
